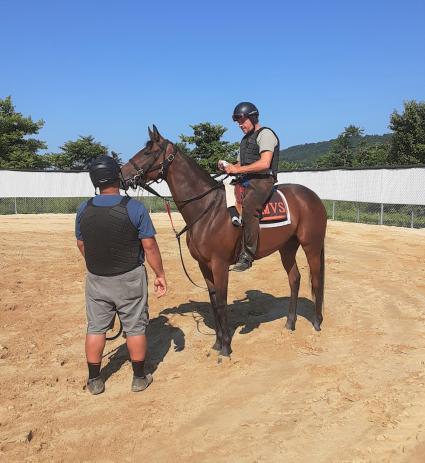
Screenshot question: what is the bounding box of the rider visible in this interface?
[224,102,280,272]
[75,155,167,394]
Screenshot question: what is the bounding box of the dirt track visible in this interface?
[1,213,425,462]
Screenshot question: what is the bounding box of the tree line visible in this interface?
[280,100,425,170]
[0,95,424,172]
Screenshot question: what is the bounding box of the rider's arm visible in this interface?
[141,237,167,298]
[225,151,272,175]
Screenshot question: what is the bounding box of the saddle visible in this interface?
[235,184,289,224]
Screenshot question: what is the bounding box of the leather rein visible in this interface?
[123,140,224,289]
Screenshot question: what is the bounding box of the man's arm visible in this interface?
[141,237,167,297]
[225,151,273,175]
[77,240,85,257]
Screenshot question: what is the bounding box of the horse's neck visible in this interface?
[166,151,220,221]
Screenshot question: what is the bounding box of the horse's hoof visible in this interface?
[285,320,296,331]
[211,341,221,351]
[219,345,232,357]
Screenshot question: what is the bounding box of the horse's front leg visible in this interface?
[198,262,223,352]
[210,260,231,357]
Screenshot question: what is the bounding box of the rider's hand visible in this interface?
[217,160,228,171]
[225,164,239,175]
[154,276,167,298]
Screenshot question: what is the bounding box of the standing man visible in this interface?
[75,155,167,395]
[224,102,280,271]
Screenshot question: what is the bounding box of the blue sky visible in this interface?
[1,0,424,160]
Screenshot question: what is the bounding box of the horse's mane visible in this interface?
[176,147,218,186]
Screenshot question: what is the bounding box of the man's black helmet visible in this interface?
[232,102,259,123]
[89,155,121,188]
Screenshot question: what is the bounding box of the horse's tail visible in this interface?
[310,245,325,312]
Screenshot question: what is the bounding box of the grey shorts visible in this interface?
[85,265,149,336]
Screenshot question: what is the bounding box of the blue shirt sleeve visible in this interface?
[75,201,88,240]
[127,199,156,239]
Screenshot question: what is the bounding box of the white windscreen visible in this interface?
[0,167,424,205]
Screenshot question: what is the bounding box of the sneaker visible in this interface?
[231,215,242,227]
[131,373,153,392]
[86,376,105,395]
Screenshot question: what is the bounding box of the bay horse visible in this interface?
[121,126,327,357]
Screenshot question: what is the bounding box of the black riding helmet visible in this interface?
[232,102,259,124]
[89,155,121,188]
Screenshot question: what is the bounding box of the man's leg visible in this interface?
[232,177,274,271]
[126,335,152,392]
[85,334,106,395]
[85,272,117,395]
[86,333,106,363]
[118,266,152,392]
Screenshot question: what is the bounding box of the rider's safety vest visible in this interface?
[239,127,280,179]
[80,196,141,276]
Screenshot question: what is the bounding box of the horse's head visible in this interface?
[121,125,176,189]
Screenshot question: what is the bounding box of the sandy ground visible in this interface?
[1,213,425,463]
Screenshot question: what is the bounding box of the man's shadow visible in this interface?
[100,315,185,383]
[161,289,316,339]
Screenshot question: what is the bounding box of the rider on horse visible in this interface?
[223,102,280,272]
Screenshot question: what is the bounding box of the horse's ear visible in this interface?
[152,124,163,141]
[148,126,154,140]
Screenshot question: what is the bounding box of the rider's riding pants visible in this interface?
[242,176,275,258]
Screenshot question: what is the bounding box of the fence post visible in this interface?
[332,201,335,220]
[356,204,360,223]
[14,197,17,214]
[380,203,384,225]
[411,208,414,229]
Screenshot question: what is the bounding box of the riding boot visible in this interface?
[231,177,274,272]
[231,250,253,272]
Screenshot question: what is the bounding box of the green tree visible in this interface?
[46,135,109,170]
[388,100,425,165]
[278,160,305,171]
[316,125,364,168]
[0,96,47,169]
[178,122,239,173]
[352,143,389,167]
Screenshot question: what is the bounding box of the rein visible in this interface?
[124,141,226,289]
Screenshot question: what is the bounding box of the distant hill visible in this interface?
[280,133,392,165]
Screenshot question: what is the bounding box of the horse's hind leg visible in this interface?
[279,237,301,331]
[302,243,325,331]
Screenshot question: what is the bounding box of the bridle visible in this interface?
[122,138,227,290]
[124,139,177,190]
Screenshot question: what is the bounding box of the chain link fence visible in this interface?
[322,200,425,228]
[1,196,424,228]
[0,196,177,215]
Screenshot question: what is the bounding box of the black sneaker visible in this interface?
[131,373,153,392]
[86,376,105,395]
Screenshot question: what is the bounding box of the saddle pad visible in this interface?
[259,189,291,228]
[234,185,292,228]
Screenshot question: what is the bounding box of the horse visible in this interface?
[121,126,327,357]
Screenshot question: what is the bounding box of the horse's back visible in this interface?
[277,183,323,205]
[277,183,327,235]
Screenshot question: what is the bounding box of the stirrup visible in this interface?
[231,216,242,227]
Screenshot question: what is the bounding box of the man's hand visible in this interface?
[154,276,167,298]
[224,164,239,175]
[141,236,167,298]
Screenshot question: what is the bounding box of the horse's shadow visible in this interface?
[161,289,316,339]
[100,315,185,382]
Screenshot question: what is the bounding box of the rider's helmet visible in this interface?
[232,102,259,125]
[89,155,121,188]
